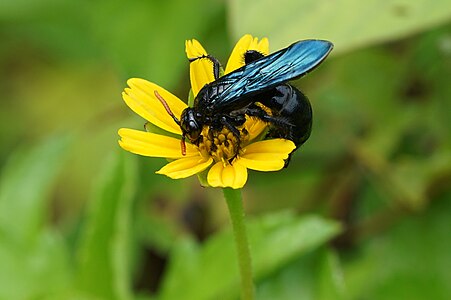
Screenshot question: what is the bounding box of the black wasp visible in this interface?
[156,39,333,165]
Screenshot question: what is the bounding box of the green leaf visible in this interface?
[229,0,451,54]
[76,151,136,300]
[0,135,70,244]
[316,249,347,300]
[0,229,71,300]
[158,212,341,300]
[0,136,74,299]
[256,248,346,300]
[344,193,451,300]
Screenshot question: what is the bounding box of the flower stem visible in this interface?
[223,188,255,300]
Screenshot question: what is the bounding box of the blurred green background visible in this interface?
[1,0,450,299]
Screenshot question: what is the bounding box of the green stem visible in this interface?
[223,188,255,300]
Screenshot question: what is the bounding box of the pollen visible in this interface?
[198,126,249,165]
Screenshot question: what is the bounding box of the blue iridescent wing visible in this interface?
[207,39,333,109]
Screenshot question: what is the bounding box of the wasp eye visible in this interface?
[180,108,202,143]
[189,121,198,130]
[187,121,201,140]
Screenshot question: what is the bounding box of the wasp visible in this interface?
[157,39,333,165]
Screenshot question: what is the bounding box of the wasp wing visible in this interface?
[209,39,333,108]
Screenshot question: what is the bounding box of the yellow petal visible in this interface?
[244,117,267,141]
[185,38,208,58]
[156,156,213,179]
[224,34,269,74]
[224,34,252,74]
[186,39,215,97]
[252,37,269,56]
[207,161,248,189]
[123,78,186,135]
[118,128,198,158]
[240,139,296,171]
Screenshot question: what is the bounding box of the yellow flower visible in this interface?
[118,35,295,189]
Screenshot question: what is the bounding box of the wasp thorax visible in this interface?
[198,126,249,164]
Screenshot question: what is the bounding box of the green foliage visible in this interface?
[159,213,340,300]
[344,193,451,300]
[229,0,451,54]
[0,136,71,299]
[257,248,346,300]
[0,135,70,243]
[76,151,136,300]
[0,0,450,299]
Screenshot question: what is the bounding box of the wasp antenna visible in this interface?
[155,90,186,155]
[154,90,180,125]
[181,135,187,156]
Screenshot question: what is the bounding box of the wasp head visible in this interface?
[180,107,203,144]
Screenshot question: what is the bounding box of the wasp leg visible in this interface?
[244,105,293,129]
[188,54,222,80]
[219,115,244,140]
[244,105,296,168]
[218,115,247,163]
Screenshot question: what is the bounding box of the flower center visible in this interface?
[198,126,249,164]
